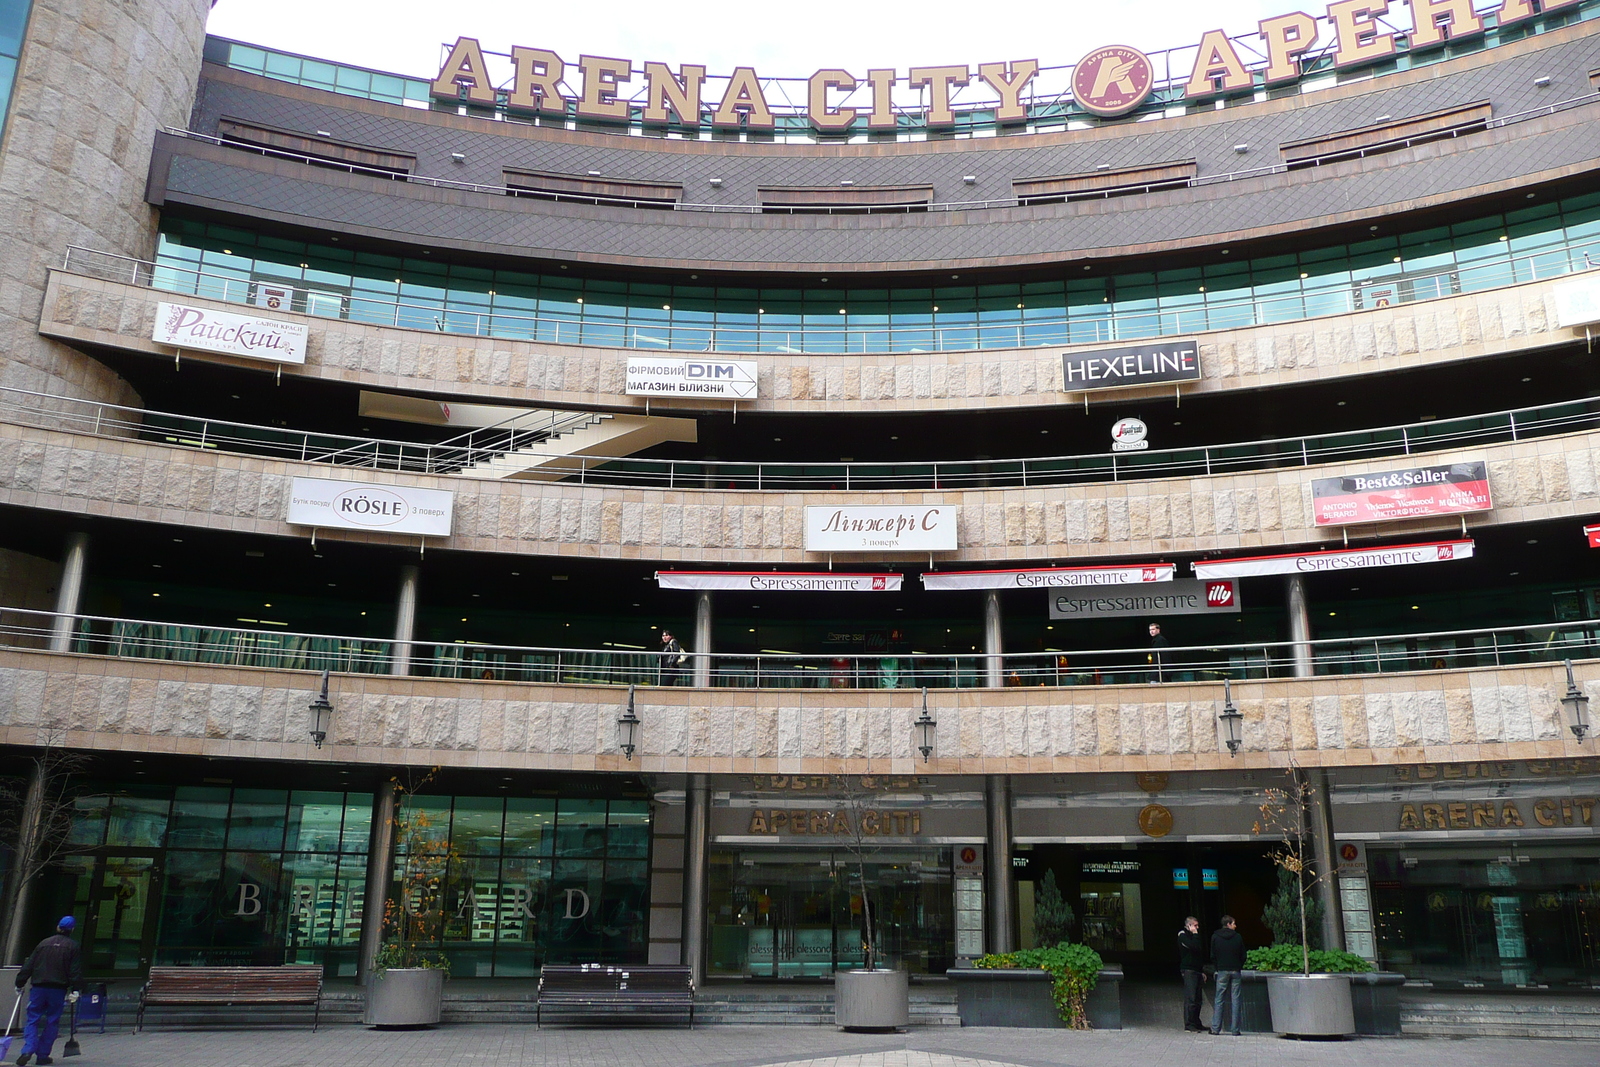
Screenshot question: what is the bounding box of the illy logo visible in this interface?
[1140,567,1158,581]
[1205,581,1235,607]
[872,576,887,590]
[1438,545,1454,560]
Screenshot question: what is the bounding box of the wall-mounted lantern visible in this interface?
[618,683,641,761]
[308,670,332,749]
[1218,679,1243,757]
[915,687,937,763]
[1561,660,1590,743]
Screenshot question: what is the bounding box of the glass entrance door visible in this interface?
[63,854,161,977]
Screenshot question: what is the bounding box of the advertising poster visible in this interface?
[1311,461,1491,526]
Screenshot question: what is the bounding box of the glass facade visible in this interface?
[708,847,954,977]
[151,191,1600,354]
[49,785,650,978]
[0,0,32,143]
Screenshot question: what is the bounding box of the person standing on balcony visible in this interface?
[659,629,687,686]
[1148,622,1169,683]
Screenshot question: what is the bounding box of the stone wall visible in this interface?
[0,419,1595,563]
[0,0,209,404]
[39,268,1581,415]
[0,649,1590,774]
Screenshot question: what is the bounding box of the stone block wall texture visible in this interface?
[0,0,209,404]
[0,650,1590,774]
[0,419,1596,563]
[39,270,1583,414]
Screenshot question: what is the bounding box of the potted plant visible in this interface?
[1251,764,1356,1038]
[949,943,1113,1029]
[366,774,453,1028]
[833,778,909,1031]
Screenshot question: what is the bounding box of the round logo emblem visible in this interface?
[331,487,410,527]
[1073,45,1155,118]
[1111,417,1148,444]
[1339,843,1359,862]
[1135,772,1168,794]
[1137,803,1174,838]
[959,847,978,865]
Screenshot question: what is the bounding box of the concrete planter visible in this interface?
[365,967,445,1028]
[944,967,1123,1030]
[1242,970,1405,1035]
[834,969,909,1031]
[1265,973,1356,1038]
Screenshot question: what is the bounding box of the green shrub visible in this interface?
[1245,944,1374,974]
[973,943,1104,1029]
[1032,870,1075,948]
[1260,866,1324,949]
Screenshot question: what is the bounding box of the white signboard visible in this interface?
[287,477,454,536]
[1111,417,1149,452]
[1049,578,1242,620]
[153,302,307,365]
[805,506,956,552]
[1554,277,1600,329]
[923,564,1175,591]
[657,571,902,591]
[1191,539,1474,579]
[625,357,758,399]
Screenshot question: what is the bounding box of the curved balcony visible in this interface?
[4,384,1599,493]
[1,628,1589,772]
[40,259,1591,415]
[0,415,1593,562]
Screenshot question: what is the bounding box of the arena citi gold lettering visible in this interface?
[747,809,922,836]
[1398,798,1594,830]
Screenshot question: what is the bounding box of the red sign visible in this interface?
[1205,580,1235,607]
[1072,45,1155,117]
[1311,461,1491,527]
[1586,524,1600,549]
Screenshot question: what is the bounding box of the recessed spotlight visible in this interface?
[1521,377,1532,382]
[890,435,899,440]
[1173,421,1182,426]
[151,592,160,597]
[1411,605,1420,610]
[773,437,782,442]
[951,274,959,280]
[1300,273,1308,279]
[1527,539,1538,545]
[1328,611,1337,617]
[1337,401,1347,406]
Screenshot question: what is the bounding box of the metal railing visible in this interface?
[5,383,1600,491]
[67,196,1600,356]
[2,607,1595,689]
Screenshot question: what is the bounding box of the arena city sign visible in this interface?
[433,1,1572,131]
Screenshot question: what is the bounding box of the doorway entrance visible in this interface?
[59,853,162,977]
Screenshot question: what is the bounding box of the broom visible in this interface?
[62,995,79,1058]
[0,988,23,1061]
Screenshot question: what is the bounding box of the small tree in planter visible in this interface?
[368,771,454,1027]
[1261,866,1324,952]
[1032,869,1075,948]
[832,776,909,1031]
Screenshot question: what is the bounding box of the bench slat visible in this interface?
[139,966,323,1033]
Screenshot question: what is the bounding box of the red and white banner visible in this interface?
[656,571,902,592]
[1585,524,1600,549]
[922,564,1175,591]
[1311,461,1491,527]
[1192,539,1474,579]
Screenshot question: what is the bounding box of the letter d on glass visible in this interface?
[562,887,591,920]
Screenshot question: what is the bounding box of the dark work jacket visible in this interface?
[17,933,80,990]
[1211,927,1245,972]
[1177,928,1205,971]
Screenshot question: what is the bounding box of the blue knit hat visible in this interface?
[57,916,74,931]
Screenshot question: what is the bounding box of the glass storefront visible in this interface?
[48,784,651,978]
[708,847,953,977]
[1368,843,1600,987]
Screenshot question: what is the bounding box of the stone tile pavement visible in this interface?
[45,1024,1600,1067]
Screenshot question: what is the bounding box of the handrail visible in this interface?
[2,382,1598,491]
[64,216,1600,356]
[1,606,1594,689]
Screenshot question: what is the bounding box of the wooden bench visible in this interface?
[136,965,323,1032]
[536,964,694,1028]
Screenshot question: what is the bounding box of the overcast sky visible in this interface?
[206,0,1298,81]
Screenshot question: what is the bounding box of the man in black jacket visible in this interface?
[1209,914,1245,1036]
[14,916,81,1065]
[1177,915,1206,1032]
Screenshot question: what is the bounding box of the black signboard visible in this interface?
[1062,339,1201,391]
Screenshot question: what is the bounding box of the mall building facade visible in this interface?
[0,0,1596,994]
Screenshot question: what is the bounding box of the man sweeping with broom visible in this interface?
[12,917,80,1066]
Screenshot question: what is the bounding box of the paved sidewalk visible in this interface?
[49,1024,1600,1067]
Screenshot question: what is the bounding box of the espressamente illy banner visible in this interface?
[1192,539,1474,579]
[923,564,1175,590]
[1311,461,1491,526]
[1048,578,1241,620]
[656,572,902,592]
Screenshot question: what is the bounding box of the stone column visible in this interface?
[693,591,713,688]
[1,762,45,965]
[390,565,419,677]
[357,780,399,985]
[1286,574,1313,679]
[1307,768,1345,951]
[983,590,1004,688]
[48,532,90,653]
[984,774,1014,954]
[680,774,710,986]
